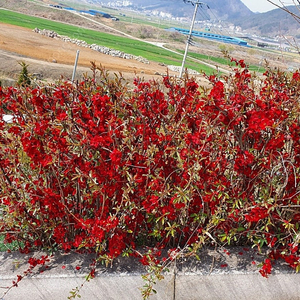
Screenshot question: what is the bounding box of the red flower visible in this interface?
[245,207,269,223]
[108,233,126,258]
[140,255,150,266]
[259,259,272,278]
[90,269,95,278]
[109,149,122,165]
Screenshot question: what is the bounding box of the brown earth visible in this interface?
[0,23,179,84]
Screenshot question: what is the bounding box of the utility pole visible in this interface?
[179,0,205,78]
[72,50,80,82]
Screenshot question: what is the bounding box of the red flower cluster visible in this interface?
[259,258,272,278]
[1,62,300,282]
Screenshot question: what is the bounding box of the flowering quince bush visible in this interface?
[1,62,300,298]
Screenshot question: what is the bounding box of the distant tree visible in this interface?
[18,62,31,87]
[138,26,154,39]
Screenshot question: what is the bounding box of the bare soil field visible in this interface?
[0,23,180,85]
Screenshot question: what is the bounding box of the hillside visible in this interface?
[73,0,254,20]
[235,5,300,37]
[59,0,300,37]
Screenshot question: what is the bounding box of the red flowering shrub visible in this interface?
[1,62,300,296]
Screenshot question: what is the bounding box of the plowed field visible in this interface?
[0,23,177,83]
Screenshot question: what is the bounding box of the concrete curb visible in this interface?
[0,247,299,300]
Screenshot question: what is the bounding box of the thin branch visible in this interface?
[267,0,300,22]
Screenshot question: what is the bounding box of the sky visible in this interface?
[240,0,295,12]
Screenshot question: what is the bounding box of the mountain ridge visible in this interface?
[93,0,254,20]
[62,0,300,37]
[234,5,300,37]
